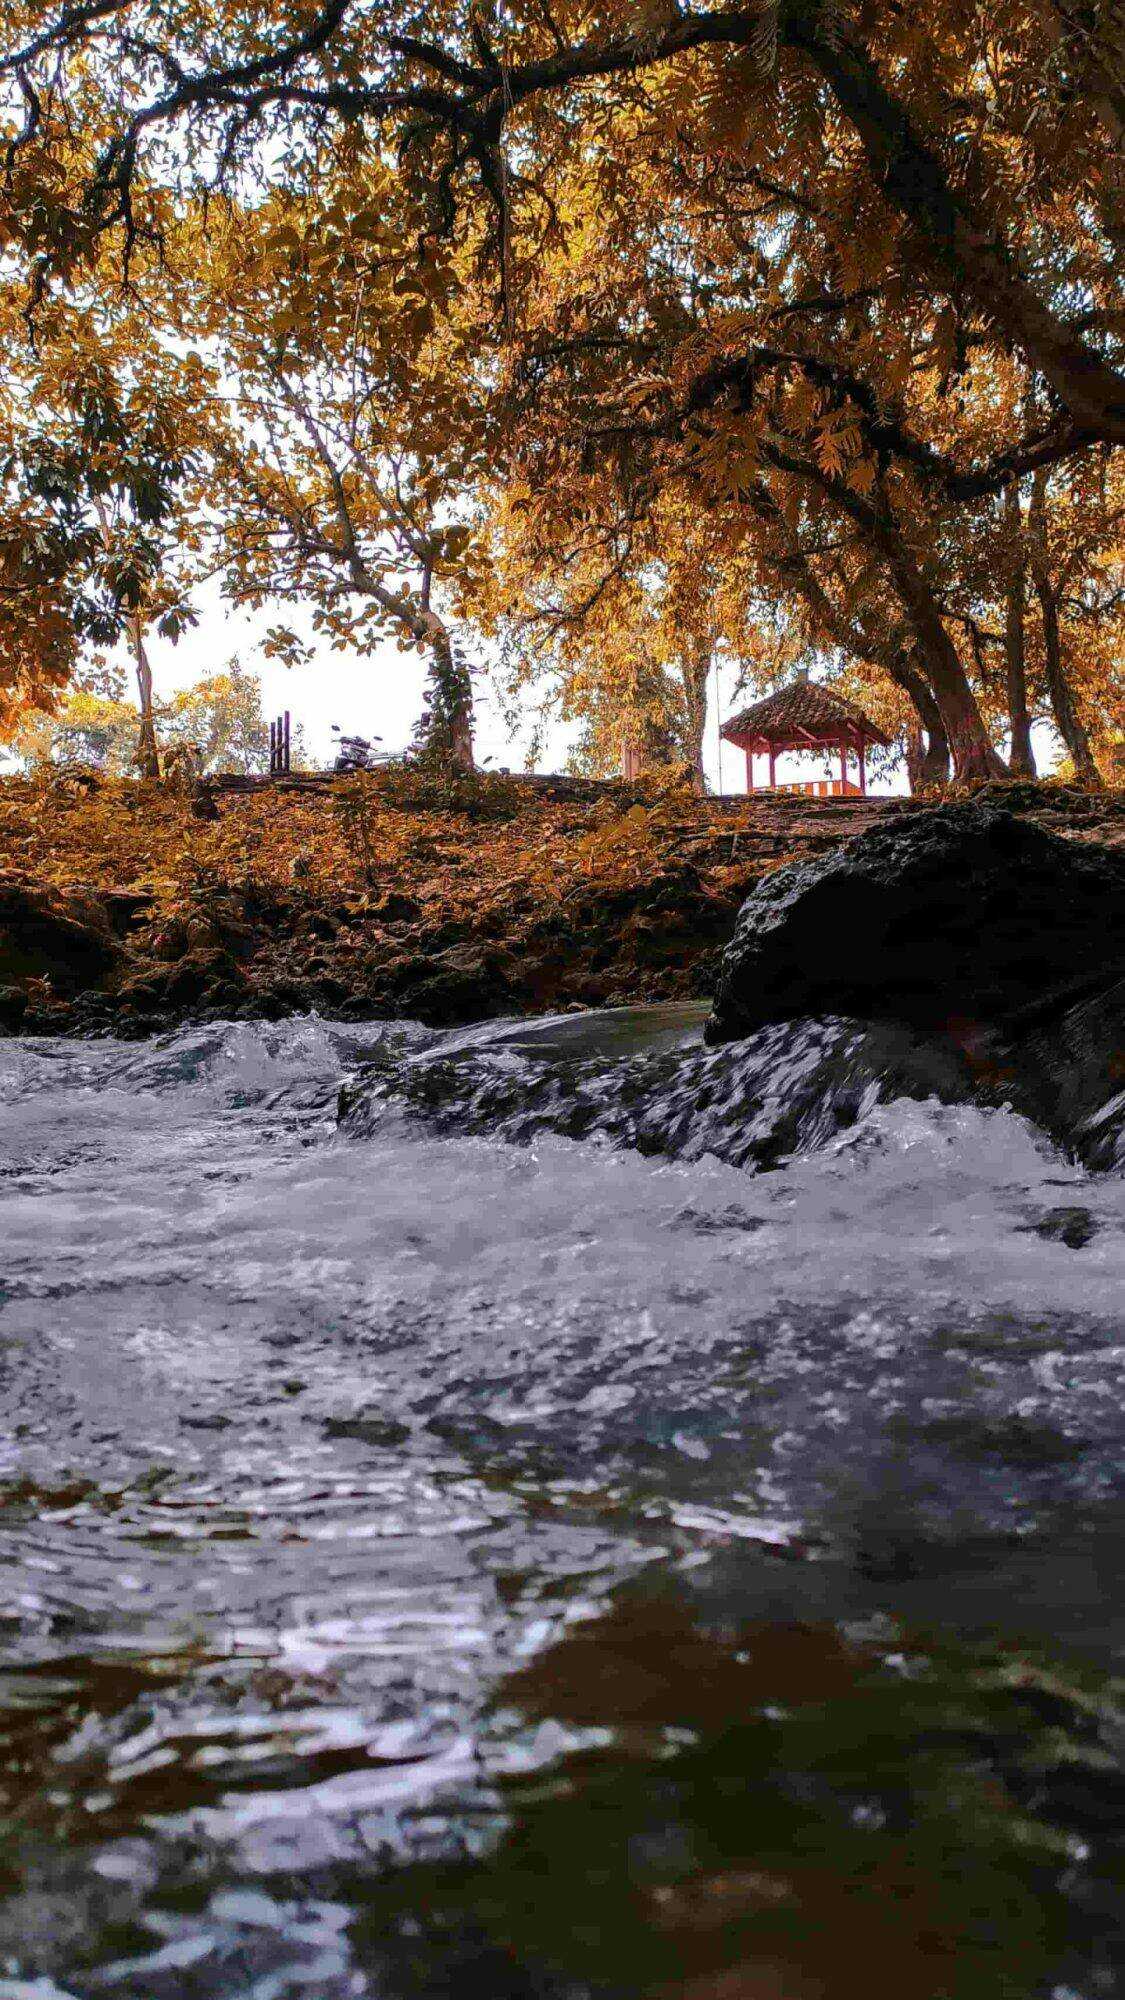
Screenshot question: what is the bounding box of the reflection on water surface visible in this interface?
[0,1014,1123,1997]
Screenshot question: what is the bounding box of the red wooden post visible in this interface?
[269,720,276,774]
[768,744,777,789]
[745,747,754,792]
[858,737,867,795]
[284,710,291,774]
[839,738,848,795]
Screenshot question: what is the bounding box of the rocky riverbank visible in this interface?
[339,799,1125,1172]
[1,769,1123,1039]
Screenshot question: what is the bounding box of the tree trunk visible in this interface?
[932,674,1009,781]
[91,496,161,779]
[680,642,711,795]
[418,617,475,770]
[129,613,161,779]
[1028,471,1102,784]
[758,451,1006,780]
[1037,572,1102,785]
[1004,480,1037,777]
[881,537,1007,781]
[904,722,929,793]
[892,650,952,787]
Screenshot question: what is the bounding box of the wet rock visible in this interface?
[0,877,120,997]
[708,804,1125,1170]
[310,973,353,1007]
[115,974,165,1014]
[260,975,316,1012]
[1009,975,1125,1173]
[160,954,223,1008]
[322,1414,411,1448]
[709,803,1125,1041]
[100,889,155,937]
[0,983,28,1030]
[898,1410,1086,1467]
[1025,1207,1100,1250]
[381,943,515,1026]
[357,994,397,1021]
[338,1012,980,1171]
[119,948,247,1012]
[371,891,422,924]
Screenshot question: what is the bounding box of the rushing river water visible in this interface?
[1,1012,1124,2000]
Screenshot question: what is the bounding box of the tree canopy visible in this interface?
[1,0,1121,779]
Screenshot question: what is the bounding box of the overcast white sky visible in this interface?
[147,582,544,772]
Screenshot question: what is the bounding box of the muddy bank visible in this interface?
[1,770,1122,1037]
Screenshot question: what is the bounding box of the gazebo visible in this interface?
[721,674,888,797]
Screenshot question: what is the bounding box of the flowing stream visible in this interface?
[1,1011,1124,1999]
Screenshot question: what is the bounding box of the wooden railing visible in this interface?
[772,778,863,798]
[269,712,291,775]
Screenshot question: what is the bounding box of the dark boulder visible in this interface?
[0,984,28,1030]
[380,942,516,1026]
[158,949,247,1009]
[0,877,121,997]
[370,891,423,925]
[707,803,1125,1170]
[100,888,155,937]
[709,803,1125,1041]
[1008,973,1125,1172]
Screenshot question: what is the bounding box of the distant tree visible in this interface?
[158,663,275,774]
[0,271,211,757]
[3,660,299,777]
[3,664,139,773]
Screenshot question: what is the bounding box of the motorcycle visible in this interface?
[331,726,383,773]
